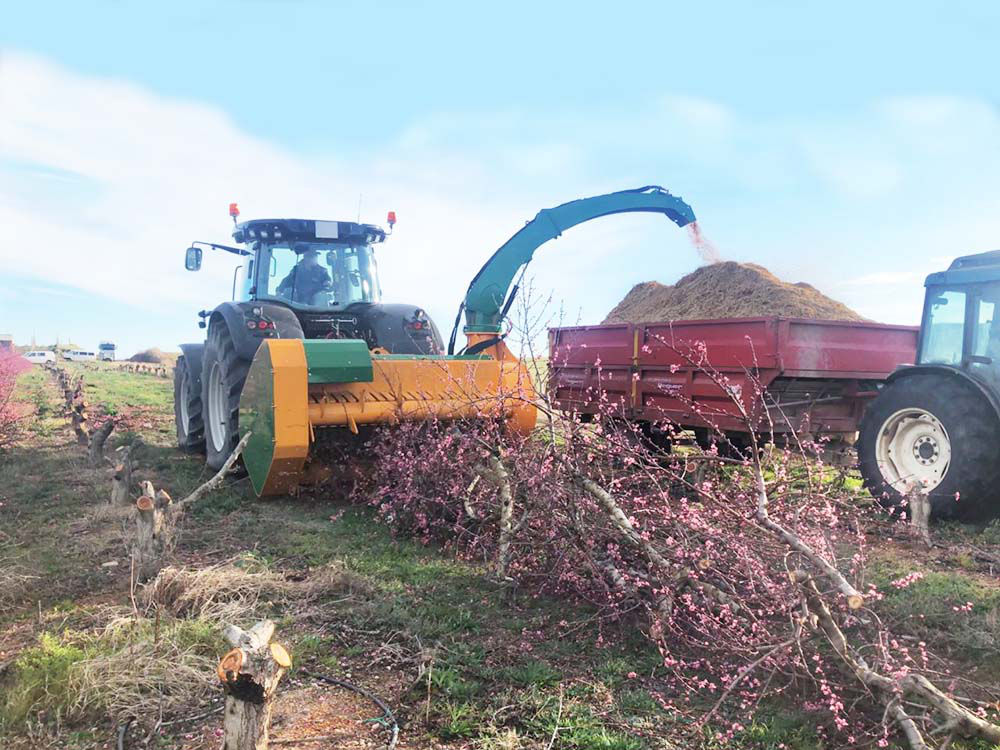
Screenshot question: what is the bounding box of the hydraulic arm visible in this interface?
[450,185,696,352]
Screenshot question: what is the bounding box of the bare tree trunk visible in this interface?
[909,488,933,548]
[88,419,115,467]
[130,436,248,581]
[70,392,90,445]
[489,454,515,579]
[110,446,133,505]
[218,620,291,750]
[133,482,173,582]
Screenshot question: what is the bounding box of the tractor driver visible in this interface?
[276,247,332,305]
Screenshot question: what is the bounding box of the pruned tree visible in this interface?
[217,620,291,750]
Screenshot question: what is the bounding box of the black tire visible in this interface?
[174,355,205,452]
[857,374,1000,519]
[201,324,251,470]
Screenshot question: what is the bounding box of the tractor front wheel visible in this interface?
[857,374,1000,519]
[202,325,250,470]
[174,355,205,452]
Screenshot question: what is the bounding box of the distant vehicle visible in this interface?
[24,350,56,364]
[0,334,12,353]
[98,341,116,361]
[64,350,96,362]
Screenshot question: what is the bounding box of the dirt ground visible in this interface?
[0,365,669,749]
[1,364,999,750]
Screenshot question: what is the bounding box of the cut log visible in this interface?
[218,620,291,750]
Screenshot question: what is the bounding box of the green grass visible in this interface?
[5,360,1000,749]
[875,564,1000,661]
[72,362,173,412]
[0,633,88,726]
[0,617,224,729]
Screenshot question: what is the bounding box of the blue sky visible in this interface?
[2,1,999,356]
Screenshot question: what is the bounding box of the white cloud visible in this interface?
[3,51,1000,353]
[0,53,560,353]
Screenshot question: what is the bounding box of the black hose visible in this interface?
[464,335,506,357]
[116,719,133,750]
[446,302,465,355]
[300,669,399,750]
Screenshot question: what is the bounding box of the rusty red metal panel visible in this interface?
[548,316,919,436]
[779,319,919,378]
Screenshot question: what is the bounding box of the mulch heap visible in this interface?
[129,347,179,366]
[603,261,865,323]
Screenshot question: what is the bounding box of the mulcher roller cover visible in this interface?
[857,373,1000,519]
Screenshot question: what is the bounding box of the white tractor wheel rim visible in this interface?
[207,361,228,453]
[875,407,951,492]
[179,370,190,431]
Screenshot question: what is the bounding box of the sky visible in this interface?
[2,1,1000,357]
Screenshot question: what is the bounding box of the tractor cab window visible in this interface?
[969,284,1000,383]
[258,243,381,309]
[919,289,966,366]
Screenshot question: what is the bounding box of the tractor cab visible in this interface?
[919,250,1000,388]
[233,219,385,312]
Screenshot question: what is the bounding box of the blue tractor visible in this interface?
[858,251,1000,518]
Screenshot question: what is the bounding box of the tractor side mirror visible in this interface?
[185,246,203,271]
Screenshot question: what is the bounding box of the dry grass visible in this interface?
[0,612,221,727]
[70,617,219,722]
[0,565,37,608]
[2,558,367,729]
[142,556,368,622]
[142,558,287,622]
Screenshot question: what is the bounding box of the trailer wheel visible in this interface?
[202,324,250,470]
[174,355,205,452]
[857,374,1000,519]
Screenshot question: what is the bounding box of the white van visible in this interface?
[65,350,96,362]
[24,350,56,364]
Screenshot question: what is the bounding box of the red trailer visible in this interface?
[548,317,918,445]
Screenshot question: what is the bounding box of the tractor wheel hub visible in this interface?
[875,408,951,491]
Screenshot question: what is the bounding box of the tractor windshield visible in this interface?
[257,242,382,309]
[920,288,967,366]
[920,283,1000,382]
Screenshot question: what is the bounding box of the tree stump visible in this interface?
[909,487,933,548]
[133,482,174,582]
[110,446,134,505]
[218,620,291,750]
[88,419,115,467]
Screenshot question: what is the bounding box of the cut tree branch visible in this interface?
[174,432,251,512]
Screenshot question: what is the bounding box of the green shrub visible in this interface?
[1,632,88,725]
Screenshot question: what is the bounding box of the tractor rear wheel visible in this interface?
[174,355,205,452]
[857,374,1000,519]
[202,325,251,470]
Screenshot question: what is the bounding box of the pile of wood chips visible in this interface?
[603,261,865,323]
